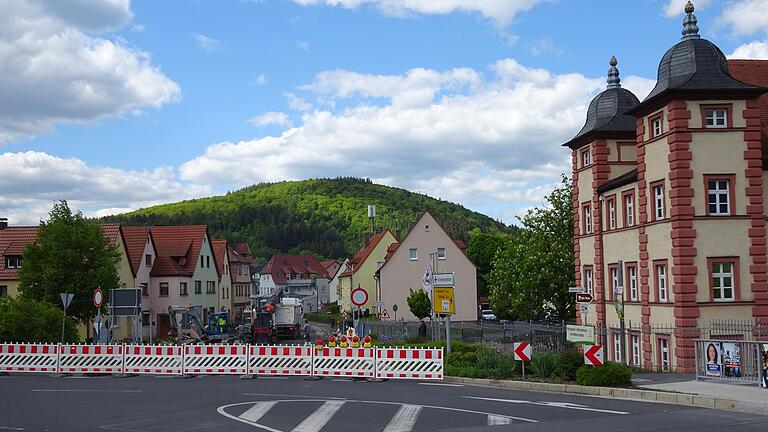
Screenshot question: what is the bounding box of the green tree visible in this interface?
[467,228,511,297]
[19,201,121,324]
[406,289,431,321]
[0,297,78,343]
[489,175,574,321]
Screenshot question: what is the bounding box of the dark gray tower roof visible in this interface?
[628,1,764,115]
[562,57,640,149]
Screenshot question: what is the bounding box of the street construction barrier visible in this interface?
[313,347,376,378]
[124,345,183,375]
[0,343,59,374]
[248,345,313,376]
[0,343,443,380]
[183,344,248,375]
[376,347,443,380]
[59,344,124,374]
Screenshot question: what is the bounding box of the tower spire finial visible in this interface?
[607,56,621,89]
[682,1,700,40]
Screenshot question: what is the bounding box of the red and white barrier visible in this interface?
[124,345,183,375]
[376,347,443,380]
[58,344,124,374]
[0,343,59,373]
[313,347,375,378]
[248,345,313,376]
[183,345,248,375]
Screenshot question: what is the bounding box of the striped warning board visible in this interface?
[375,348,443,380]
[59,344,124,374]
[248,345,312,376]
[124,345,183,375]
[0,343,59,373]
[183,345,248,375]
[313,347,375,377]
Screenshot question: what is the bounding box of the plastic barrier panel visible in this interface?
[313,347,375,378]
[183,345,248,375]
[59,344,124,374]
[248,345,313,376]
[376,347,443,380]
[0,343,59,373]
[124,345,183,375]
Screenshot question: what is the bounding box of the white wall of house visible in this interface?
[190,233,220,318]
[135,236,156,340]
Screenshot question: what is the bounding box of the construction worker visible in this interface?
[219,314,228,333]
[302,319,311,343]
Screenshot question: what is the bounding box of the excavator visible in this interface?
[167,306,236,344]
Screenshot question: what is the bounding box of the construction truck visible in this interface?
[167,306,236,344]
[251,288,304,341]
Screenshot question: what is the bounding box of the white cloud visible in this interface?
[248,112,293,128]
[0,0,180,143]
[250,74,269,86]
[0,151,211,225]
[296,40,311,52]
[293,0,547,26]
[719,0,768,36]
[284,92,314,111]
[178,59,654,223]
[194,33,223,52]
[131,23,145,32]
[729,40,768,59]
[662,0,712,17]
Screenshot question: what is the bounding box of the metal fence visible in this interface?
[695,339,767,386]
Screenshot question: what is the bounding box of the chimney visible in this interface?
[0,218,7,230]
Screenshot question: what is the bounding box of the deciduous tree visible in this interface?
[406,289,431,321]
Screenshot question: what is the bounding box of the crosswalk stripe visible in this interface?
[239,401,278,423]
[383,404,422,432]
[291,401,346,432]
[487,415,512,425]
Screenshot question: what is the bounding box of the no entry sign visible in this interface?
[513,342,531,362]
[93,288,103,308]
[350,287,368,307]
[584,345,604,366]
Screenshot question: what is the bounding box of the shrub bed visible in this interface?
[575,361,633,387]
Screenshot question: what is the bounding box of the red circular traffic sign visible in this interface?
[93,288,103,308]
[350,287,368,307]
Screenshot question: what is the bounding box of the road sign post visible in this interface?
[514,342,532,380]
[392,304,398,322]
[59,293,74,345]
[617,260,626,366]
[584,345,604,366]
[93,288,103,345]
[351,286,368,337]
[433,286,454,353]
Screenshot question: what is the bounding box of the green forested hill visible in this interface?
[102,178,511,263]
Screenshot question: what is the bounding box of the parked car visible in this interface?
[481,309,496,321]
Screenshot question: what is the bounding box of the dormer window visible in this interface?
[286,274,291,280]
[5,256,22,269]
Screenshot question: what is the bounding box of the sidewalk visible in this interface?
[639,379,767,404]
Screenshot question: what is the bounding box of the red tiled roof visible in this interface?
[261,255,329,284]
[0,227,38,281]
[231,242,250,257]
[150,225,209,277]
[728,60,768,150]
[338,230,392,277]
[121,226,152,277]
[454,240,468,256]
[212,240,229,283]
[321,260,341,278]
[384,242,400,261]
[100,224,121,246]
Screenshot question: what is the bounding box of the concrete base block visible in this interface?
[656,392,678,404]
[676,394,694,405]
[693,395,716,408]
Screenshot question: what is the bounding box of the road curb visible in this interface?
[443,376,768,416]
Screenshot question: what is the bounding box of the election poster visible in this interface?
[761,343,768,389]
[705,342,722,377]
[722,342,741,378]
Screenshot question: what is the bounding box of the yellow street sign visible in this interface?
[433,286,455,315]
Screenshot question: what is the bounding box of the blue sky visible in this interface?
[2,0,767,225]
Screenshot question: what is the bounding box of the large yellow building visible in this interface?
[566,3,768,372]
[338,229,397,315]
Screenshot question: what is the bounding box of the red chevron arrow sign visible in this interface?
[513,342,531,362]
[584,345,604,366]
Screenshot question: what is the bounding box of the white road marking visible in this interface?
[242,393,346,400]
[32,389,141,393]
[418,383,463,387]
[487,415,512,426]
[463,396,630,415]
[383,404,422,432]
[0,427,25,431]
[291,401,346,432]
[240,402,278,423]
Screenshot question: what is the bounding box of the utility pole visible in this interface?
[617,260,627,366]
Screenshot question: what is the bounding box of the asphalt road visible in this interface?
[0,374,764,432]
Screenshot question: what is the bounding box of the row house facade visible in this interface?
[259,255,330,313]
[229,243,254,317]
[568,3,768,372]
[338,230,396,314]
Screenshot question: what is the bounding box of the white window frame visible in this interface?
[437,248,446,260]
[582,149,590,167]
[409,248,418,261]
[5,256,21,269]
[708,179,730,216]
[625,194,634,227]
[654,185,665,220]
[652,118,662,137]
[704,109,727,128]
[584,205,592,234]
[629,266,638,301]
[611,267,619,298]
[657,264,668,303]
[712,262,735,302]
[608,199,616,230]
[632,335,641,366]
[660,338,670,371]
[613,333,622,363]
[584,268,593,295]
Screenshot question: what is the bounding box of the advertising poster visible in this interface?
[761,344,768,389]
[705,342,722,377]
[722,342,741,378]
